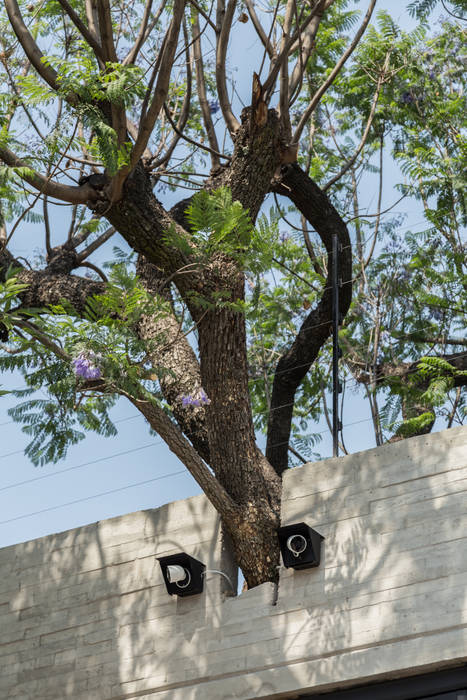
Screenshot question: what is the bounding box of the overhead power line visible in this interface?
[0,441,162,493]
[0,469,187,526]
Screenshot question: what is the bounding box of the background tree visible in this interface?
[0,0,465,587]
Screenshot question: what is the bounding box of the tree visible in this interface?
[0,0,465,588]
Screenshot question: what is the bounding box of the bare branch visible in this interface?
[161,103,230,163]
[14,319,70,360]
[293,0,377,144]
[76,227,116,262]
[187,0,217,31]
[149,21,193,171]
[85,0,99,39]
[288,0,334,100]
[5,0,61,91]
[96,0,118,62]
[192,13,221,170]
[278,0,294,137]
[216,0,241,135]
[126,119,153,161]
[77,261,108,282]
[262,2,323,99]
[124,392,239,517]
[123,0,156,65]
[111,0,185,200]
[54,0,105,62]
[323,50,391,191]
[245,0,274,59]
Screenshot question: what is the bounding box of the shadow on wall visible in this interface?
[0,426,466,700]
[248,426,467,699]
[0,493,235,699]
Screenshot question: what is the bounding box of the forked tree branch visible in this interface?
[123,0,155,65]
[262,1,323,98]
[288,0,332,100]
[149,21,193,172]
[111,0,185,200]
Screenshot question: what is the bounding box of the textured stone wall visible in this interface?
[1,426,466,699]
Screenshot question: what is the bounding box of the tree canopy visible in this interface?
[0,0,465,587]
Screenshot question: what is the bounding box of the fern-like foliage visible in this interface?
[0,265,174,465]
[394,411,435,439]
[185,186,253,253]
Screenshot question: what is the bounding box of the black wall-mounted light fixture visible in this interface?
[157,553,206,597]
[277,522,324,570]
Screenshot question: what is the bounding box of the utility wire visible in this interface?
[3,406,463,526]
[0,411,141,432]
[0,440,162,492]
[0,469,187,526]
[0,345,464,466]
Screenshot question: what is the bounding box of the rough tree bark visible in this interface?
[5,0,438,588]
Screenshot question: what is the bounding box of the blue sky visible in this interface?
[0,0,447,549]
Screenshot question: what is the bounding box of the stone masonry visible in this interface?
[0,426,466,699]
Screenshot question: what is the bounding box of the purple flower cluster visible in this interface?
[72,352,102,380]
[209,100,220,114]
[401,90,415,104]
[279,231,290,243]
[180,388,211,407]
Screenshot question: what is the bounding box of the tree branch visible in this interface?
[323,50,391,191]
[192,13,221,170]
[245,0,274,59]
[96,0,118,62]
[266,163,352,475]
[54,0,106,62]
[111,0,185,200]
[149,21,193,172]
[215,0,241,135]
[5,0,61,91]
[124,392,238,517]
[0,145,96,204]
[293,0,377,144]
[123,0,156,65]
[136,256,211,462]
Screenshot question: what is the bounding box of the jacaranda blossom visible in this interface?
[180,388,211,407]
[72,352,102,380]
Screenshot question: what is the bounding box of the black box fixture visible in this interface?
[277,522,324,570]
[157,553,206,597]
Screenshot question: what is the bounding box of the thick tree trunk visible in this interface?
[1,106,356,588]
[95,107,286,587]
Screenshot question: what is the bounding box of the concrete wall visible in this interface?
[1,426,466,699]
